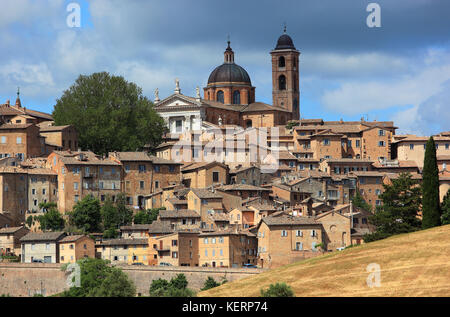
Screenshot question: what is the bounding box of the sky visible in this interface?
[1,0,449,135]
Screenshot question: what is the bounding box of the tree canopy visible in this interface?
[364,173,422,242]
[441,189,450,225]
[59,258,136,297]
[52,72,167,155]
[69,195,102,233]
[421,137,441,229]
[133,208,164,224]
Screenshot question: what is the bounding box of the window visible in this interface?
[140,181,145,189]
[213,172,219,183]
[311,230,317,237]
[353,218,359,224]
[74,182,79,190]
[362,218,368,224]
[172,252,178,259]
[348,140,352,147]
[204,238,208,244]
[323,139,330,146]
[281,230,288,237]
[278,75,286,90]
[278,56,285,68]
[296,242,303,251]
[139,165,146,173]
[169,165,175,172]
[172,240,178,246]
[125,165,130,173]
[232,91,241,104]
[217,90,224,103]
[446,144,449,150]
[16,137,22,144]
[356,140,360,148]
[410,144,414,150]
[99,182,104,189]
[154,181,159,189]
[379,130,385,136]
[296,230,303,237]
[0,136,5,144]
[154,166,160,173]
[74,195,79,202]
[176,120,183,133]
[378,141,385,147]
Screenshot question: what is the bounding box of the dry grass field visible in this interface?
[199,225,450,297]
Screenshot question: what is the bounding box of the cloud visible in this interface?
[319,50,450,116]
[393,80,450,136]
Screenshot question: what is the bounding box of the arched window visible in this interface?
[279,75,286,90]
[278,56,285,68]
[217,90,224,103]
[233,91,240,104]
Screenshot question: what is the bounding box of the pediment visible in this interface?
[155,94,201,109]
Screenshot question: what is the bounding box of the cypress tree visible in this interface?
[421,137,441,229]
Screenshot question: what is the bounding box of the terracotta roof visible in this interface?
[209,212,230,222]
[0,226,26,234]
[39,125,71,132]
[20,231,66,242]
[53,151,121,166]
[241,102,291,113]
[262,212,319,226]
[159,209,201,219]
[59,235,89,243]
[190,188,223,199]
[218,184,271,191]
[111,152,153,162]
[325,158,374,164]
[181,161,227,172]
[101,238,148,246]
[148,221,174,234]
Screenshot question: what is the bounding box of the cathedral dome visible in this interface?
[207,63,251,85]
[275,33,296,50]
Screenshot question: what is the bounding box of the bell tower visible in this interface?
[271,27,300,120]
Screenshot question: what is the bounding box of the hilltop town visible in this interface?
[0,30,449,273]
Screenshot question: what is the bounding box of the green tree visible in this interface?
[102,228,119,239]
[352,189,372,212]
[59,258,136,297]
[201,277,221,291]
[37,209,65,232]
[148,274,195,297]
[170,274,188,289]
[69,195,102,233]
[115,193,133,227]
[260,283,294,297]
[441,190,450,225]
[133,208,163,224]
[421,137,441,229]
[364,173,422,242]
[149,278,170,297]
[52,72,166,155]
[26,215,34,228]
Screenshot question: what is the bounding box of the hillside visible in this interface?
[199,225,450,297]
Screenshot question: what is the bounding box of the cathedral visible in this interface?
[154,29,300,134]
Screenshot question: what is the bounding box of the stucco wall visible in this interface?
[0,263,263,297]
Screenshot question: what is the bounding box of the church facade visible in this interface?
[154,30,300,135]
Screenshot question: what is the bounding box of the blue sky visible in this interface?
[1,0,450,135]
